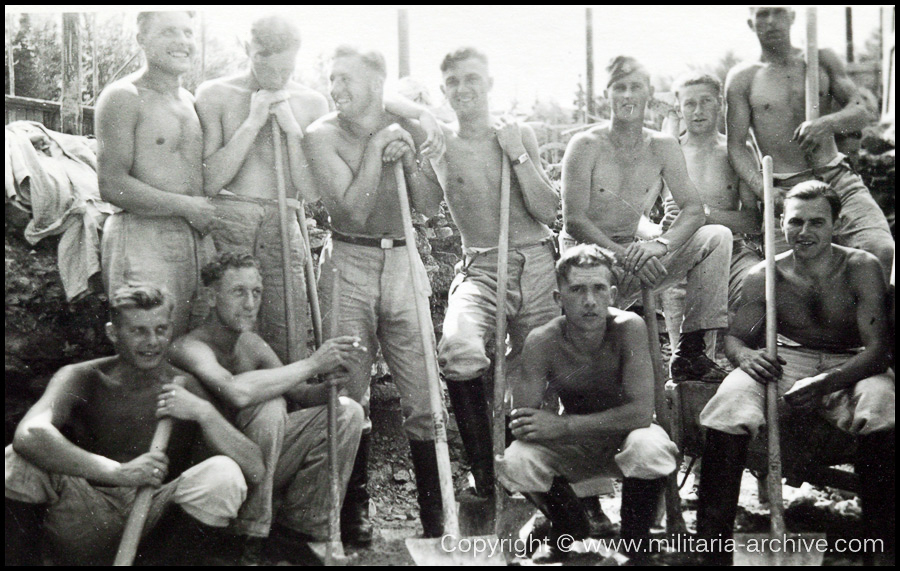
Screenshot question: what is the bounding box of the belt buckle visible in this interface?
[380,238,394,249]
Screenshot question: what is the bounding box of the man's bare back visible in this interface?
[442,128,551,248]
[196,76,327,200]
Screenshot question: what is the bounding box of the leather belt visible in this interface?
[331,230,405,249]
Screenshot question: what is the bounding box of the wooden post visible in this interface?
[585,7,594,120]
[200,11,206,81]
[845,8,854,64]
[6,13,14,96]
[398,9,410,78]
[61,12,83,135]
[91,13,99,104]
[805,7,819,122]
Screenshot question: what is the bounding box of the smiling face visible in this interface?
[249,44,298,90]
[137,12,196,76]
[677,83,721,136]
[782,195,835,260]
[556,265,616,332]
[605,70,653,123]
[748,7,795,50]
[107,305,173,371]
[329,55,381,118]
[441,57,492,118]
[210,267,263,334]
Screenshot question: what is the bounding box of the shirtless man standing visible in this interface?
[304,46,446,539]
[727,6,893,276]
[660,73,763,353]
[498,245,678,563]
[5,284,260,565]
[562,56,732,382]
[169,252,364,559]
[432,47,558,498]
[196,15,443,365]
[697,182,895,565]
[98,11,217,339]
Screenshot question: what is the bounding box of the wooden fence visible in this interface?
[5,95,95,136]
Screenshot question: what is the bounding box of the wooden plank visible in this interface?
[61,13,83,135]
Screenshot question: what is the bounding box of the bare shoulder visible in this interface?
[287,82,328,105]
[609,307,647,337]
[96,76,141,112]
[725,61,762,91]
[568,125,605,153]
[305,112,341,139]
[63,355,119,381]
[194,75,236,104]
[839,245,884,282]
[527,316,566,350]
[818,47,847,75]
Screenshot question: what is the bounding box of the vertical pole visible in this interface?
[398,9,410,79]
[6,13,14,96]
[845,7,854,64]
[200,11,206,81]
[585,7,594,121]
[91,13,99,104]
[61,13,83,135]
[805,7,819,121]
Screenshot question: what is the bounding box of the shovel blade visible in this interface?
[405,535,507,566]
[733,533,826,566]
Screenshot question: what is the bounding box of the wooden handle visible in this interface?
[272,120,301,363]
[806,7,820,121]
[326,270,342,563]
[762,155,785,535]
[114,376,187,566]
[393,161,459,537]
[492,154,511,525]
[297,206,324,349]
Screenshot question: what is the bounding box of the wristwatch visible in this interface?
[653,236,671,254]
[513,152,530,166]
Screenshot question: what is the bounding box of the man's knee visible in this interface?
[237,397,288,434]
[617,426,678,479]
[699,370,765,437]
[337,397,365,438]
[696,224,733,250]
[176,456,248,526]
[438,335,490,381]
[497,441,555,492]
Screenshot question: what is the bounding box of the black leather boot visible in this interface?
[523,476,590,564]
[409,439,444,538]
[696,429,750,566]
[580,496,617,538]
[671,330,728,383]
[856,429,895,565]
[446,378,494,497]
[620,477,665,561]
[340,431,373,546]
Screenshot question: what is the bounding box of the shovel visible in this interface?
[392,161,504,565]
[733,155,825,565]
[114,376,187,565]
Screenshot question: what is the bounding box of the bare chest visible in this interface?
[749,63,832,127]
[135,96,202,158]
[590,148,663,213]
[682,145,739,208]
[779,272,859,335]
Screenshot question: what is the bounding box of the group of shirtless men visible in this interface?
[5,7,895,566]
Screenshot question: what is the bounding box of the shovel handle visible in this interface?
[272,120,301,363]
[114,376,187,566]
[326,272,342,563]
[762,155,786,535]
[492,154,512,522]
[297,204,324,348]
[806,8,820,121]
[393,161,460,537]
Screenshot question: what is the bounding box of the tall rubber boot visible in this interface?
[5,498,43,566]
[580,496,617,538]
[409,439,444,538]
[856,429,895,565]
[446,377,494,497]
[340,431,373,546]
[696,429,750,566]
[523,476,590,563]
[620,477,666,562]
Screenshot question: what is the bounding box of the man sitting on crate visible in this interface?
[697,181,895,565]
[497,244,679,563]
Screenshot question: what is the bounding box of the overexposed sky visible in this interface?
[6,5,889,109]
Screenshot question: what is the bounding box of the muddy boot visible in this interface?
[580,496,618,538]
[524,477,590,564]
[5,498,44,566]
[409,439,444,538]
[620,477,665,563]
[446,377,494,497]
[696,429,749,566]
[670,330,728,383]
[341,432,373,546]
[856,428,895,565]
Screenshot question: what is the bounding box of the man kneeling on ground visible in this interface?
[5,284,262,565]
[497,244,679,563]
[697,181,895,565]
[169,251,365,562]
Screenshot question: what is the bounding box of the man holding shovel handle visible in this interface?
[697,178,895,565]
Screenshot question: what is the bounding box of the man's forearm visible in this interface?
[661,202,705,250]
[14,424,123,485]
[331,148,384,228]
[729,144,763,198]
[825,94,875,136]
[821,346,891,394]
[202,120,265,196]
[285,135,318,202]
[195,402,265,485]
[566,216,626,256]
[515,161,559,225]
[563,405,653,442]
[212,359,321,409]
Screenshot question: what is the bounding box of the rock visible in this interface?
[393,469,411,483]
